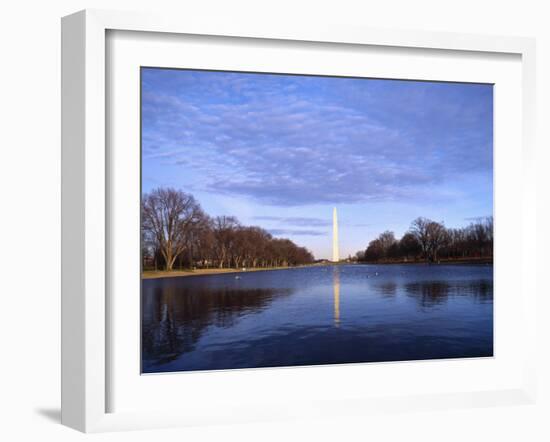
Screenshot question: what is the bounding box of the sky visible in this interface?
[141,68,493,260]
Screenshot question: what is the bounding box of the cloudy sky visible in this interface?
[141,68,493,260]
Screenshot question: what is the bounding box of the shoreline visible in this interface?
[141,263,326,279]
[141,258,492,279]
[357,258,493,266]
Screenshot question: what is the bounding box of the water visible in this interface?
[142,264,493,373]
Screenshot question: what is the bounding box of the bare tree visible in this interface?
[364,238,384,261]
[425,221,448,262]
[399,233,421,260]
[410,217,447,262]
[212,216,240,268]
[141,187,316,271]
[484,216,494,256]
[232,227,250,269]
[244,227,271,268]
[141,188,205,271]
[378,231,397,256]
[410,217,431,261]
[357,216,493,264]
[192,217,215,268]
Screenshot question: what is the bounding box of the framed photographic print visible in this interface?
[61,9,538,432]
[139,67,495,374]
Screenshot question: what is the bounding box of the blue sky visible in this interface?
[141,68,493,260]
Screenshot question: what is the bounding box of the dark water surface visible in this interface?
[142,264,493,373]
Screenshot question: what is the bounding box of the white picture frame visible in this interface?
[61,9,538,433]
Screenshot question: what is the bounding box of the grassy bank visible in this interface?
[142,263,327,279]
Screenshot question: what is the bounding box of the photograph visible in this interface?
[140,67,494,374]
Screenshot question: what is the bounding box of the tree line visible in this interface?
[141,187,315,271]
[356,216,493,264]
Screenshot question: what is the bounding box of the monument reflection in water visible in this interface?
[333,267,340,327]
[141,264,493,373]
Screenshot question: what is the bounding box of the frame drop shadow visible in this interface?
[35,408,61,423]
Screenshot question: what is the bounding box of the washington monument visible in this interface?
[332,207,340,262]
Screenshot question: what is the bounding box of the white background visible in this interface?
[0,1,548,441]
